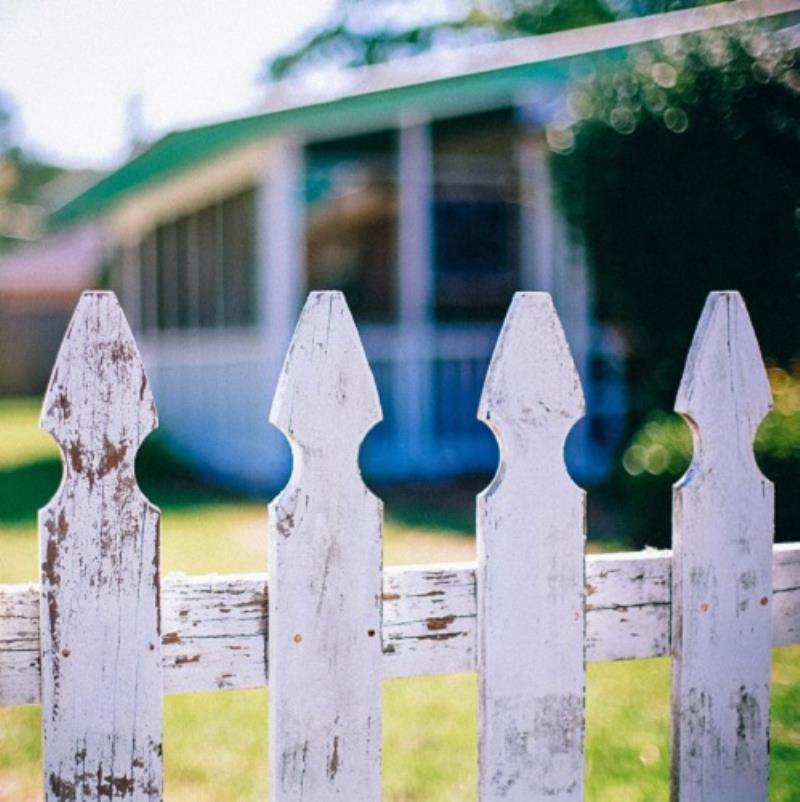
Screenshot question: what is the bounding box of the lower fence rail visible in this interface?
[2,545,798,706]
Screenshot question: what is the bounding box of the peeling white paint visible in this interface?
[268,292,383,801]
[38,292,162,801]
[672,292,773,802]
[477,293,586,801]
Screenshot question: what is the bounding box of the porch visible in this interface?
[140,319,624,491]
[113,107,627,490]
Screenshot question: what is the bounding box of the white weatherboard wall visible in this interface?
[0,288,797,801]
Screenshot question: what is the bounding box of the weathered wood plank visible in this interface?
[2,548,797,706]
[477,292,586,801]
[0,582,39,706]
[160,573,268,694]
[382,562,477,678]
[268,292,383,800]
[38,292,162,800]
[773,543,800,647]
[585,550,671,662]
[671,292,773,802]
[1,547,798,705]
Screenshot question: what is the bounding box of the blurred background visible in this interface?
[0,1,798,799]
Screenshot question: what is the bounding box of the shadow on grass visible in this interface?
[0,436,247,527]
[0,457,62,525]
[135,435,247,511]
[375,475,488,537]
[0,432,485,536]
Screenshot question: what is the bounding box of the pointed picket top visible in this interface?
[479,292,584,454]
[39,291,163,800]
[42,290,157,481]
[270,291,381,458]
[268,291,383,801]
[477,292,587,801]
[671,291,773,802]
[675,291,771,459]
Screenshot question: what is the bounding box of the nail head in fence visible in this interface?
[39,291,162,800]
[477,292,586,801]
[672,291,773,802]
[268,291,383,801]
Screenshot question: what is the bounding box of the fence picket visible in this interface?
[671,291,773,801]
[0,286,797,801]
[39,291,162,801]
[268,291,383,801]
[477,292,586,801]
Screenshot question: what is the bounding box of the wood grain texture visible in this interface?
[0,582,39,705]
[773,543,800,647]
[1,548,798,705]
[671,292,773,802]
[160,573,268,694]
[477,293,586,801]
[268,292,383,801]
[39,292,162,801]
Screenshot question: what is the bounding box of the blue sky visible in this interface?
[0,0,336,168]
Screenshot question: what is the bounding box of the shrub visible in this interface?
[621,364,800,549]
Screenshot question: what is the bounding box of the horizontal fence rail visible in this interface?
[1,547,799,707]
[0,288,798,801]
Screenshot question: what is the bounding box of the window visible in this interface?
[305,131,398,323]
[136,188,257,332]
[432,109,520,321]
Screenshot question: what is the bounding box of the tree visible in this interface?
[547,24,800,546]
[552,24,800,413]
[265,0,624,80]
[0,91,64,251]
[264,1,726,80]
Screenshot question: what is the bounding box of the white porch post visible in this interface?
[257,136,304,354]
[398,119,434,326]
[256,136,305,477]
[117,238,143,334]
[517,117,595,476]
[396,118,435,470]
[516,123,590,372]
[517,132,557,295]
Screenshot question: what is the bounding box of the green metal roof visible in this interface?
[50,1,799,229]
[50,61,569,228]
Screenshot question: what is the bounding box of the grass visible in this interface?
[0,398,797,800]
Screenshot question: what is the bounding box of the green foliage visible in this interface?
[263,1,735,80]
[1,149,63,207]
[621,365,800,548]
[0,91,64,252]
[550,25,800,547]
[553,26,800,417]
[265,0,627,80]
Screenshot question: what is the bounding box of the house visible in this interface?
[46,0,797,491]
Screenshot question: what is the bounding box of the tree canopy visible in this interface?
[0,92,64,251]
[264,0,716,80]
[552,25,800,414]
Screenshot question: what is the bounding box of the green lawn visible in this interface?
[0,398,797,801]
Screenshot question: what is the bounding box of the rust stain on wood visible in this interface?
[426,614,455,631]
[326,736,340,780]
[97,436,128,479]
[174,655,201,666]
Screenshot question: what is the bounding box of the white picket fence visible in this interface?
[0,289,798,801]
